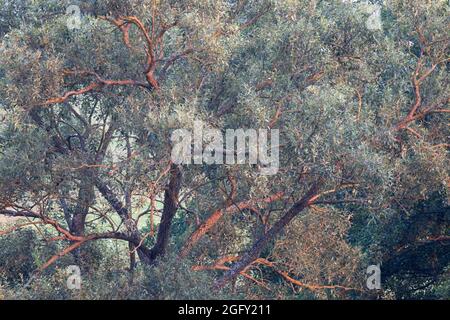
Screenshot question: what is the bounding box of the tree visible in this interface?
[0,0,448,298]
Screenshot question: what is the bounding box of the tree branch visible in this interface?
[214,182,322,289]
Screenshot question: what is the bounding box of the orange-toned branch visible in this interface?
[253,258,360,292]
[179,192,284,258]
[36,70,150,108]
[192,256,270,290]
[396,27,449,131]
[39,240,86,272]
[214,182,322,289]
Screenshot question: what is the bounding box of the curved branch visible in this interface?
[214,182,322,289]
[36,71,151,108]
[253,258,360,292]
[179,192,284,258]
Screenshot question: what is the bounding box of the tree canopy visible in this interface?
[0,0,448,300]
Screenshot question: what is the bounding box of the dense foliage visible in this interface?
[0,0,448,300]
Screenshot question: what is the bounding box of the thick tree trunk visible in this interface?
[148,164,182,261]
[95,166,183,265]
[70,170,96,264]
[71,173,95,236]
